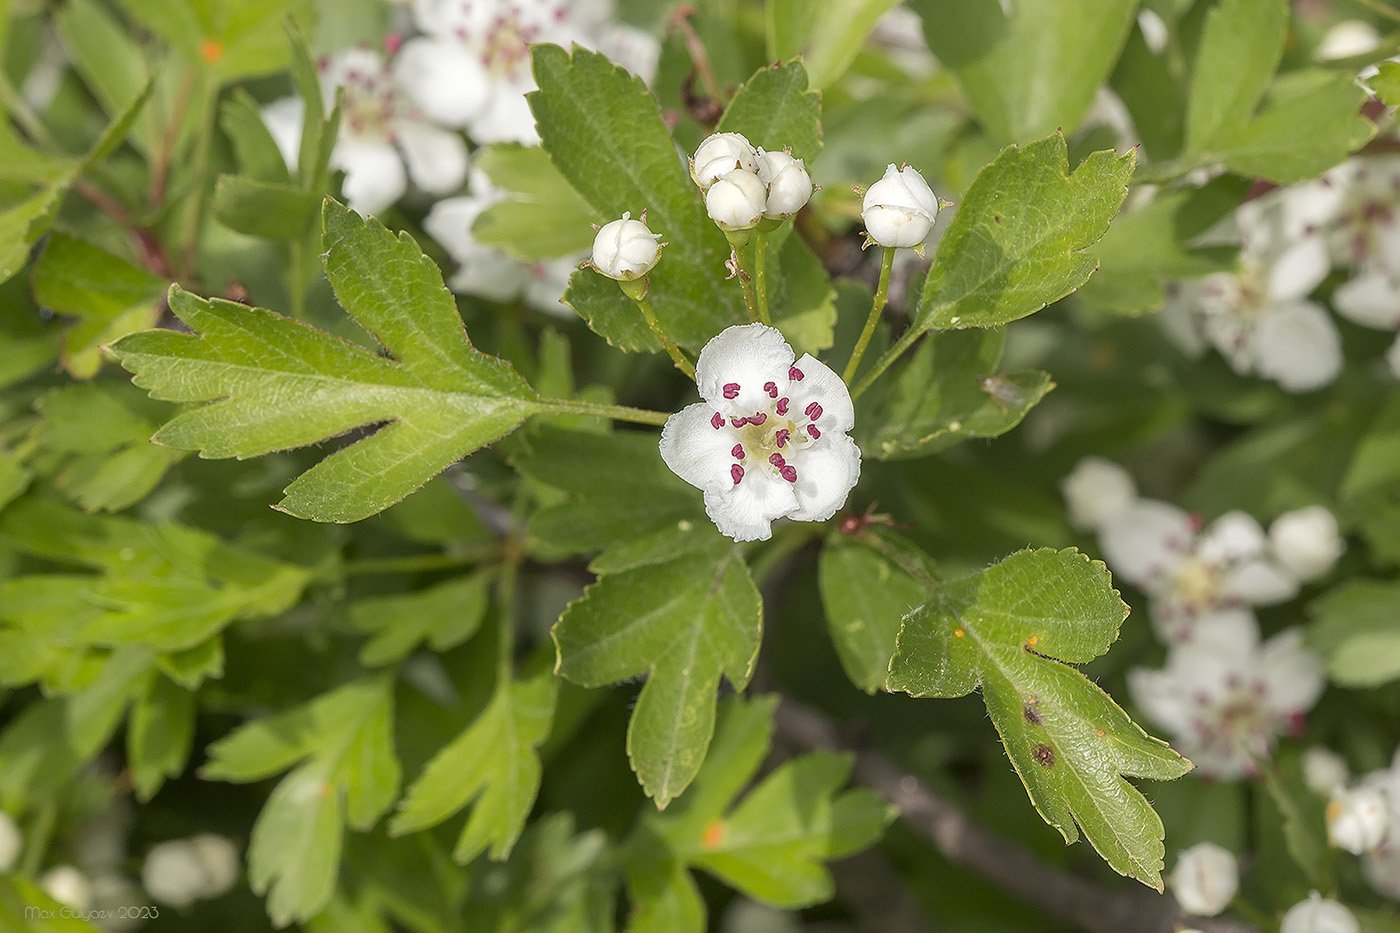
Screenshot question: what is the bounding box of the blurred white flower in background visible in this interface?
[1170,841,1239,916]
[142,834,241,909]
[1279,892,1359,933]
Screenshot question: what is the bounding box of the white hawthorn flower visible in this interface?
[262,47,468,217]
[1098,501,1299,643]
[1328,785,1391,854]
[142,834,241,909]
[691,132,759,191]
[756,148,813,219]
[1128,617,1325,779]
[1060,457,1137,532]
[590,212,662,280]
[861,163,940,250]
[1269,506,1344,582]
[424,191,581,315]
[0,810,20,874]
[706,169,768,232]
[660,323,861,542]
[1280,892,1359,933]
[1170,842,1239,916]
[40,865,93,911]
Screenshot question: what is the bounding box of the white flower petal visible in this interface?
[1267,236,1331,301]
[332,140,406,216]
[695,322,794,415]
[1222,557,1299,605]
[395,38,490,128]
[1061,457,1138,532]
[703,468,798,542]
[1259,629,1325,716]
[1098,499,1195,589]
[398,121,468,195]
[659,402,738,492]
[1332,271,1400,330]
[468,83,540,145]
[787,434,861,522]
[1252,300,1343,392]
[423,195,489,259]
[1390,332,1400,379]
[521,257,580,317]
[788,353,854,434]
[1197,511,1266,567]
[1127,666,1195,736]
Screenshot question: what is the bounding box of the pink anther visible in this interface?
[776,398,789,415]
[722,383,740,399]
[768,453,785,466]
[749,412,766,425]
[788,366,804,381]
[710,412,724,430]
[805,402,822,420]
[806,425,821,439]
[780,465,798,482]
[731,464,744,484]
[763,381,778,397]
[774,429,790,447]
[731,444,744,459]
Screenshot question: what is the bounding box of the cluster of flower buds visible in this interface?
[690,132,814,233]
[859,163,942,253]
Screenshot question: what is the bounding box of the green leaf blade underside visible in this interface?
[911,0,1139,145]
[1184,0,1288,158]
[1307,580,1400,688]
[886,548,1192,888]
[914,134,1134,334]
[715,60,823,163]
[553,547,763,808]
[110,200,541,522]
[530,44,746,351]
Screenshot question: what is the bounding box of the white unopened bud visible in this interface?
[861,163,939,249]
[1269,506,1343,582]
[1327,786,1390,854]
[1280,892,1359,933]
[756,148,812,219]
[691,132,757,190]
[1170,842,1238,917]
[706,169,767,231]
[1316,20,1380,61]
[142,834,241,908]
[1303,746,1350,796]
[40,865,92,911]
[1061,457,1137,532]
[0,810,21,874]
[591,212,662,281]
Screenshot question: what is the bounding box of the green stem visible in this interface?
[495,494,530,684]
[724,231,760,322]
[178,82,219,278]
[851,323,921,401]
[752,231,771,325]
[0,73,61,152]
[842,247,896,384]
[330,548,498,579]
[538,397,671,426]
[19,799,57,878]
[628,289,696,378]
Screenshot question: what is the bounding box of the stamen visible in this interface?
[749,412,766,425]
[768,453,785,466]
[776,397,789,415]
[763,381,778,397]
[780,465,798,482]
[731,444,744,459]
[710,412,724,430]
[805,402,822,420]
[730,416,747,427]
[722,383,740,399]
[731,464,744,484]
[806,425,820,439]
[774,429,790,447]
[788,366,804,381]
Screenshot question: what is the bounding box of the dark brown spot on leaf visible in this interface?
[1032,743,1055,767]
[1023,705,1042,726]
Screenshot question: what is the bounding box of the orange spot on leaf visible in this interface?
[954,629,965,637]
[702,819,725,848]
[199,38,224,64]
[1027,635,1038,646]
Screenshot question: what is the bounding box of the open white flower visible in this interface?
[1128,618,1325,778]
[1280,892,1359,933]
[861,163,940,250]
[1328,785,1391,854]
[660,323,861,542]
[1170,842,1238,916]
[262,47,467,216]
[1060,456,1137,532]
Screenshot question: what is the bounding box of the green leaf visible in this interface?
[910,0,1139,144]
[553,546,762,808]
[765,0,902,90]
[1373,61,1400,107]
[115,0,316,82]
[0,877,103,932]
[819,529,936,693]
[221,90,294,183]
[886,548,1193,888]
[212,174,320,239]
[391,667,557,861]
[1307,580,1400,687]
[715,60,822,163]
[0,454,29,513]
[860,328,1054,459]
[530,44,746,350]
[206,675,401,925]
[348,573,491,667]
[127,673,196,801]
[635,696,891,914]
[1258,759,1329,886]
[471,144,600,261]
[912,134,1134,334]
[111,199,542,523]
[1184,0,1287,157]
[65,646,154,756]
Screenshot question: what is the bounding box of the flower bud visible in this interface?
[861,163,940,249]
[1327,785,1390,854]
[1280,892,1359,933]
[1303,746,1350,796]
[1269,506,1343,582]
[1060,457,1137,532]
[705,169,767,231]
[142,834,241,908]
[0,810,21,874]
[1170,842,1238,917]
[756,148,813,219]
[691,132,757,191]
[591,211,662,281]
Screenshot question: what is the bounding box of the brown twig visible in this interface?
[771,695,1260,933]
